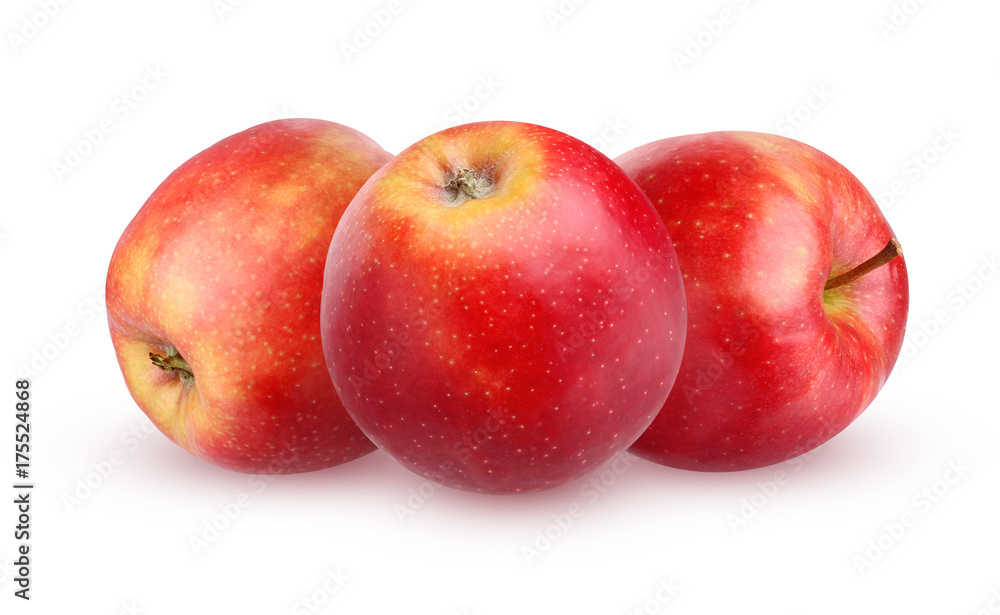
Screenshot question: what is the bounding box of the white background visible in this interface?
[2,0,999,613]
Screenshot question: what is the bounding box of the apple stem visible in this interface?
[824,238,903,290]
[150,350,194,383]
[444,167,495,205]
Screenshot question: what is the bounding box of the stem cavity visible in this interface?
[444,167,496,206]
[150,349,194,384]
[825,238,903,291]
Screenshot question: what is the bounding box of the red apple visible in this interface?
[321,121,686,493]
[616,131,908,471]
[107,119,392,473]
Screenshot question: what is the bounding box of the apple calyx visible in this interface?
[149,349,194,383]
[444,167,496,206]
[824,238,903,291]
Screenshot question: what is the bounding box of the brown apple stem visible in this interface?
[444,167,495,205]
[824,238,903,290]
[150,350,194,383]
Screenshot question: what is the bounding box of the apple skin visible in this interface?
[107,119,392,474]
[615,131,908,471]
[321,121,686,494]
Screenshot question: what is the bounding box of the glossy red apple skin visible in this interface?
[107,119,391,473]
[321,121,686,493]
[616,131,908,471]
